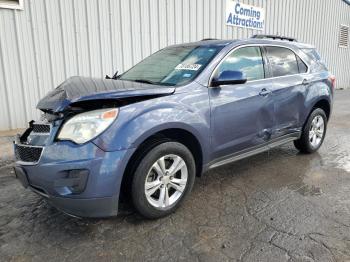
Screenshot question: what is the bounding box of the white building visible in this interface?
[0,0,349,130]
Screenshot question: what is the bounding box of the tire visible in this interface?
[131,142,196,219]
[294,108,327,154]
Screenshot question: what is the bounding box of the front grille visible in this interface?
[32,124,51,133]
[15,144,43,163]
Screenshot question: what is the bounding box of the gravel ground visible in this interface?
[0,90,350,262]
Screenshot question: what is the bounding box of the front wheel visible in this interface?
[294,108,327,153]
[131,142,196,219]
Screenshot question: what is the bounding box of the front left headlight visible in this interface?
[58,108,119,144]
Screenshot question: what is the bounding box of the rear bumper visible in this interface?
[15,141,135,218]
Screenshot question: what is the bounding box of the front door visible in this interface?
[209,46,275,161]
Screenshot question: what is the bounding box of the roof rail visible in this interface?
[251,34,297,42]
[200,38,219,41]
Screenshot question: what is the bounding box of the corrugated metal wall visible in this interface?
[0,0,349,130]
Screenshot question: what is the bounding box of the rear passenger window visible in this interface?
[265,47,299,77]
[217,47,265,81]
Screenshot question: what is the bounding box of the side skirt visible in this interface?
[207,132,301,170]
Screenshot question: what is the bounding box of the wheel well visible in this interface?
[312,99,330,120]
[119,128,203,201]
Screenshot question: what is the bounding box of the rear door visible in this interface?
[263,46,309,137]
[209,46,275,160]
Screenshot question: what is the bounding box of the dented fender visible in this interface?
[92,86,211,164]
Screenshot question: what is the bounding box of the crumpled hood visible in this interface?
[37,76,175,113]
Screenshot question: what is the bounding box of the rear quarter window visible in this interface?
[302,48,321,61]
[301,48,328,71]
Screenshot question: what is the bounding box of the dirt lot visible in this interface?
[1,90,349,262]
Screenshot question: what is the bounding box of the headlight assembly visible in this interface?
[57,108,119,144]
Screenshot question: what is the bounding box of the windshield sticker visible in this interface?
[183,73,192,78]
[175,64,202,71]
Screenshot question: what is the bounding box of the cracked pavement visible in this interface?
[1,90,350,261]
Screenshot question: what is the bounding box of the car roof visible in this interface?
[169,38,315,50]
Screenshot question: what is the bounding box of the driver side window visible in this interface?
[217,47,265,81]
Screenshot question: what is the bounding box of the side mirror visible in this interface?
[211,70,247,87]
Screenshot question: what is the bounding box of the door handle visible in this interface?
[302,78,311,85]
[259,88,271,96]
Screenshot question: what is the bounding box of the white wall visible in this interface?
[0,0,349,130]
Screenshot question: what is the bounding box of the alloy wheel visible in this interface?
[309,115,325,148]
[144,154,188,209]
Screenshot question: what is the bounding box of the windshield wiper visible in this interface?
[132,79,176,86]
[105,70,119,80]
[121,78,175,86]
[133,79,158,85]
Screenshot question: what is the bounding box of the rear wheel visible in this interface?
[294,108,327,153]
[131,142,195,219]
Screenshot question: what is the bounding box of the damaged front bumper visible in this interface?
[14,164,118,218]
[14,122,134,218]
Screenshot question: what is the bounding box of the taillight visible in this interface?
[329,75,336,89]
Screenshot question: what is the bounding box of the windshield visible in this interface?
[119,45,223,86]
